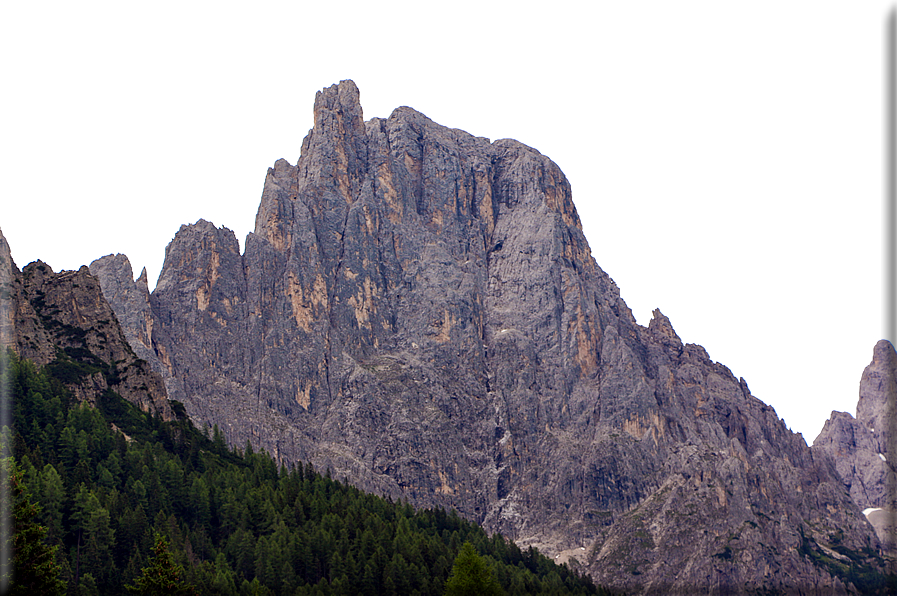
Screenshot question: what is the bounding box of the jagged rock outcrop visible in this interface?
[89,254,164,374]
[2,241,173,420]
[96,81,887,594]
[815,340,897,548]
[2,230,56,366]
[1,228,17,352]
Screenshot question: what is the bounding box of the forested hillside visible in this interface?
[4,351,609,595]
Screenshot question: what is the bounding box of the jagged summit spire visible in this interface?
[310,80,365,155]
[647,308,682,346]
[313,79,362,121]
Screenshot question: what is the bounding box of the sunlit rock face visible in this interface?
[94,81,886,594]
[815,340,897,548]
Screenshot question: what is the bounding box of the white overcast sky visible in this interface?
[1,1,892,444]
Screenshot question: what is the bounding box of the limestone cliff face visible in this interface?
[1,239,173,420]
[95,81,886,594]
[814,340,897,548]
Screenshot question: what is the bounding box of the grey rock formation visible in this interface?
[89,254,163,373]
[3,245,173,420]
[858,341,897,463]
[96,81,886,594]
[815,340,897,548]
[1,231,57,366]
[1,228,16,352]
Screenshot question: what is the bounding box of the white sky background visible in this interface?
[0,1,891,444]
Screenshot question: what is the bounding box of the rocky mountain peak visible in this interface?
[302,80,368,209]
[813,340,897,549]
[857,339,897,440]
[91,82,889,593]
[647,308,682,348]
[313,79,364,132]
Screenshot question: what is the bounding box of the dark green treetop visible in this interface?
[124,532,197,596]
[444,541,505,596]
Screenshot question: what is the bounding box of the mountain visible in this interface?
[82,80,887,594]
[814,340,897,549]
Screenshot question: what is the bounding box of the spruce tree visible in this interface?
[124,533,197,596]
[444,541,505,596]
[37,463,65,543]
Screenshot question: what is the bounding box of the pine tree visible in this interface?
[210,552,237,595]
[82,506,117,587]
[212,424,227,454]
[124,533,197,596]
[37,463,65,543]
[76,572,99,596]
[444,541,505,596]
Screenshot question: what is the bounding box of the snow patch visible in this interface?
[879,453,887,462]
[863,507,883,516]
